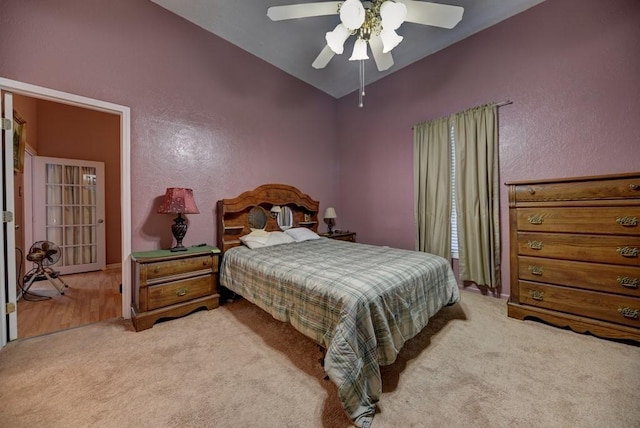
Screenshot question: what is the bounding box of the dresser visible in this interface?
[320,231,356,242]
[131,246,221,331]
[506,173,640,342]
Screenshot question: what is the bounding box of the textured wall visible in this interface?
[0,0,338,252]
[336,0,640,295]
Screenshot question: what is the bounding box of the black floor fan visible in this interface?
[21,240,69,300]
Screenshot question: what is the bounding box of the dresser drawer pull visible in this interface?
[528,265,544,276]
[529,290,544,301]
[527,187,536,195]
[630,184,639,191]
[176,287,189,297]
[618,307,639,320]
[617,276,639,289]
[616,216,638,227]
[527,240,544,250]
[154,267,160,274]
[617,247,639,258]
[527,215,544,225]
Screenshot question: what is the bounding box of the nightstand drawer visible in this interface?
[144,254,215,280]
[147,275,214,310]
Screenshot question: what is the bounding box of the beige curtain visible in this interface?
[413,117,451,260]
[452,104,500,289]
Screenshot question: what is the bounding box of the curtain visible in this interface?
[413,116,451,260]
[452,104,500,289]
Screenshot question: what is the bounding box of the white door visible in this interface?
[1,91,19,346]
[33,156,106,275]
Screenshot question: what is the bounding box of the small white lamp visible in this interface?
[324,207,337,234]
[270,205,282,218]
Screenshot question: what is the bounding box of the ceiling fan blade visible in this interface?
[267,2,342,21]
[398,1,464,29]
[369,35,394,72]
[312,45,336,69]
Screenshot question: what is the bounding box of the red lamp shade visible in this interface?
[158,188,200,251]
[157,188,200,215]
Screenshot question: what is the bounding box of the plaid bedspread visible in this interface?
[219,238,460,427]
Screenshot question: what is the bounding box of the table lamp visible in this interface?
[158,188,200,251]
[324,207,337,234]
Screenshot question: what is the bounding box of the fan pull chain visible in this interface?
[358,59,365,108]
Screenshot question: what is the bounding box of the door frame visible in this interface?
[0,77,132,348]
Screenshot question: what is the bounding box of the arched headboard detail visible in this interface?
[216,184,320,253]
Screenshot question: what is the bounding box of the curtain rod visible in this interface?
[411,100,513,129]
[495,100,513,107]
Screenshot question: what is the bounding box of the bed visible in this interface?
[217,184,460,428]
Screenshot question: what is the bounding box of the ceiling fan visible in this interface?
[267,0,464,73]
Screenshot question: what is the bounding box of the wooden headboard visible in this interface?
[216,184,320,253]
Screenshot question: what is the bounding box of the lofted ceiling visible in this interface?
[150,0,546,99]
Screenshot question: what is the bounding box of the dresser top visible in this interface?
[505,171,639,186]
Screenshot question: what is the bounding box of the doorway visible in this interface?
[1,77,132,347]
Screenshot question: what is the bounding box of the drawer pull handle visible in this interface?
[176,287,189,297]
[154,267,160,273]
[527,187,536,195]
[630,184,639,191]
[618,307,639,320]
[529,290,544,301]
[528,265,544,276]
[617,276,639,289]
[527,240,544,250]
[527,215,544,225]
[617,247,639,258]
[616,216,638,227]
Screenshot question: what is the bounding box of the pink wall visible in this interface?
[0,0,338,252]
[336,0,640,295]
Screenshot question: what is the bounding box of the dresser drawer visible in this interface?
[516,207,640,235]
[517,232,640,265]
[519,281,640,328]
[144,254,216,281]
[518,256,640,297]
[147,275,214,310]
[513,176,640,202]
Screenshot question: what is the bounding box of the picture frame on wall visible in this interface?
[13,110,26,173]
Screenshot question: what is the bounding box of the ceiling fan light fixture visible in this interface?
[326,23,351,54]
[380,1,407,31]
[349,38,369,61]
[340,0,366,30]
[380,28,403,53]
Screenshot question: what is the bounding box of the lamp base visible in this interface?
[170,214,189,252]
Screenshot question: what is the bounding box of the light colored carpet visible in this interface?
[1,290,639,427]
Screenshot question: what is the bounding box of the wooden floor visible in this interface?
[17,267,122,339]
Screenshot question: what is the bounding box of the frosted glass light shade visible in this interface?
[381,29,403,53]
[326,23,351,54]
[349,39,369,61]
[380,1,407,30]
[340,0,366,30]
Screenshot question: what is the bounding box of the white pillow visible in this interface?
[285,227,321,242]
[240,230,270,249]
[240,230,294,249]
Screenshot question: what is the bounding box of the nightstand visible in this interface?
[320,231,356,242]
[131,246,221,331]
